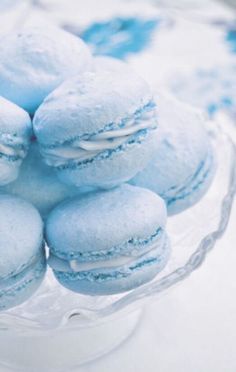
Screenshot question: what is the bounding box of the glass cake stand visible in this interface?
[0,120,235,371]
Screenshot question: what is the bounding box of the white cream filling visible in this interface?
[0,142,26,159]
[41,108,157,167]
[48,238,160,273]
[48,254,136,272]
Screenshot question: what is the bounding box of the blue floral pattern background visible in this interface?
[171,66,236,118]
[226,27,236,53]
[65,17,159,59]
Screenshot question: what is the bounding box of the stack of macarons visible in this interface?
[0,24,216,310]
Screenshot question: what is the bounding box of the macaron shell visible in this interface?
[0,25,92,114]
[0,252,46,311]
[33,69,152,146]
[150,95,210,191]
[46,184,167,259]
[0,195,43,279]
[0,96,32,138]
[0,97,32,185]
[0,158,21,186]
[130,95,215,214]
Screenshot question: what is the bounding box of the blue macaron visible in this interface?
[33,68,159,189]
[46,184,170,296]
[130,95,216,215]
[0,194,46,311]
[0,96,32,186]
[0,142,86,218]
[0,25,92,114]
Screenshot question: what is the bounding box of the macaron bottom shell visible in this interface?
[56,128,159,189]
[0,157,21,186]
[0,251,46,311]
[165,149,216,215]
[52,233,170,296]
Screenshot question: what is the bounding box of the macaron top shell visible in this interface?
[33,69,153,146]
[46,184,167,260]
[0,194,43,280]
[0,25,92,114]
[0,96,32,140]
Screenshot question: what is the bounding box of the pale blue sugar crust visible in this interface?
[0,26,92,114]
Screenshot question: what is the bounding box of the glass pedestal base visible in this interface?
[0,308,142,371]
